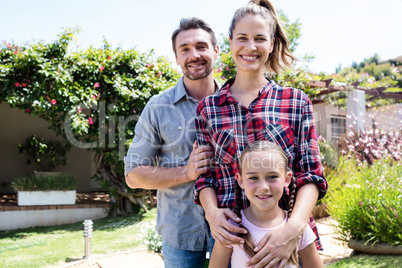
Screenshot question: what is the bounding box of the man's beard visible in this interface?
[182,62,213,81]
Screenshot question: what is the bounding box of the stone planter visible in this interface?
[17,190,76,206]
[348,239,402,255]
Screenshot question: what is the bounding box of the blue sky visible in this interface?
[1,0,401,74]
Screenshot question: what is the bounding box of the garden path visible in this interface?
[61,216,352,268]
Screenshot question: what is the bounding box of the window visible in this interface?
[330,115,346,143]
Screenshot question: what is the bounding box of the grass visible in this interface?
[2,207,401,268]
[326,254,402,267]
[0,208,157,268]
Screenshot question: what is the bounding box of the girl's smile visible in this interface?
[236,151,292,225]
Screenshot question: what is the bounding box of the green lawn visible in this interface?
[0,208,157,268]
[1,208,401,268]
[326,254,402,267]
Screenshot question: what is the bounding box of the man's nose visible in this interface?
[189,48,200,60]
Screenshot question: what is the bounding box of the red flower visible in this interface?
[92,95,97,100]
[78,108,82,114]
[87,118,94,125]
[22,83,27,87]
[50,99,56,105]
[15,82,20,87]
[94,83,100,88]
[107,56,112,60]
[26,108,31,113]
[100,66,104,71]
[14,51,18,55]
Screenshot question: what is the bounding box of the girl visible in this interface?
[209,141,323,268]
[195,0,328,267]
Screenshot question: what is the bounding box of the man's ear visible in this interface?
[214,45,220,59]
[235,173,244,189]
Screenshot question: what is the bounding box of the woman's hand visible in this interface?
[246,221,305,268]
[205,206,248,245]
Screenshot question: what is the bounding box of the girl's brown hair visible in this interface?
[228,0,297,74]
[234,140,298,265]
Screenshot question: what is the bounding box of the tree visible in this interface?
[0,28,181,215]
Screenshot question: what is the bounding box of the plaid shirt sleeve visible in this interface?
[294,97,328,200]
[193,99,219,205]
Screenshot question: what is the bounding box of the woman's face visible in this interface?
[230,14,274,75]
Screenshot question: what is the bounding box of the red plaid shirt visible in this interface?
[194,78,327,250]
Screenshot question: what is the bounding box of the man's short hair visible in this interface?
[171,17,217,55]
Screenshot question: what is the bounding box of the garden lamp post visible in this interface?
[83,219,93,259]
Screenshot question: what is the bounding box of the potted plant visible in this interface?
[18,134,72,175]
[14,135,76,206]
[11,173,78,206]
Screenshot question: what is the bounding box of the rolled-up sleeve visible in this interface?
[124,101,160,177]
[294,98,328,200]
[193,100,219,205]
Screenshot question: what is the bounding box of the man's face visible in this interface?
[175,29,218,81]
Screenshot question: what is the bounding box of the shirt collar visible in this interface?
[216,77,276,106]
[173,76,220,104]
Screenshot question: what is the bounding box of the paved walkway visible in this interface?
[60,216,352,268]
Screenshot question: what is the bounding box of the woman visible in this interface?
[194,1,328,267]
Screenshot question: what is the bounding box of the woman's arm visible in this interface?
[208,240,233,268]
[299,242,323,268]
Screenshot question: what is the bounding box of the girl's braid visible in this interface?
[234,180,256,258]
[287,175,298,265]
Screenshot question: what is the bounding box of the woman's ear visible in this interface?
[269,37,275,53]
[235,173,245,189]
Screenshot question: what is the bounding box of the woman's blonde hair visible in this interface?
[228,0,297,74]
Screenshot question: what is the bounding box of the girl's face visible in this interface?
[229,14,274,74]
[236,151,291,214]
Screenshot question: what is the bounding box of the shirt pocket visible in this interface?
[213,129,237,165]
[256,124,295,161]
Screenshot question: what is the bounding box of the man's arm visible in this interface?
[126,141,214,189]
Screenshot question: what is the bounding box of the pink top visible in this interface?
[231,210,316,268]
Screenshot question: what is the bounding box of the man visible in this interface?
[124,17,219,267]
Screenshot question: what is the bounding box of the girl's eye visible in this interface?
[268,176,278,180]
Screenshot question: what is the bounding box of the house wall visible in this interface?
[313,103,347,142]
[0,103,97,193]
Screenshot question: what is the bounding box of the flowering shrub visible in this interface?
[327,158,402,246]
[138,220,162,252]
[0,28,180,213]
[338,129,401,166]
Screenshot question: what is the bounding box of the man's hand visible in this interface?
[185,141,214,182]
[205,206,248,245]
[246,221,304,268]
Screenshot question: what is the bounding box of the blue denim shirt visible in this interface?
[124,77,218,251]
